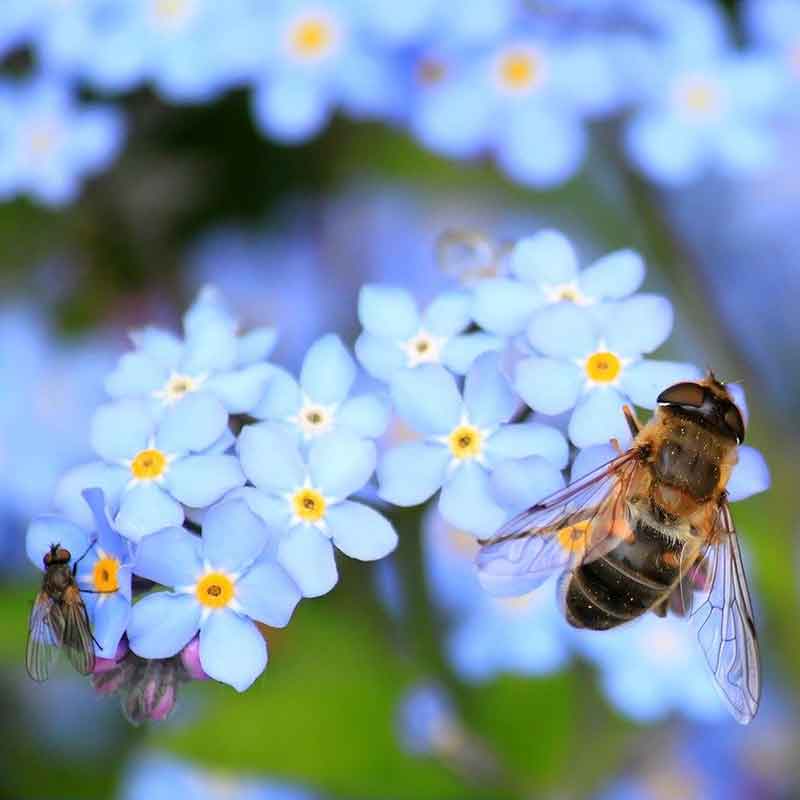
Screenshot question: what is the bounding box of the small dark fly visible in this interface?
[26,543,97,681]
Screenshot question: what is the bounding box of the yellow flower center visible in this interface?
[28,123,58,158]
[92,557,120,592]
[152,0,194,27]
[497,48,543,92]
[677,76,721,118]
[556,520,591,554]
[195,572,235,609]
[292,488,327,523]
[448,425,483,460]
[130,448,168,480]
[290,16,334,58]
[585,351,622,383]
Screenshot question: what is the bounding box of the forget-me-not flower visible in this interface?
[252,333,390,444]
[378,352,568,537]
[235,424,398,597]
[127,500,301,692]
[471,229,645,337]
[26,488,132,659]
[55,396,245,541]
[396,682,463,757]
[355,285,502,382]
[514,297,701,447]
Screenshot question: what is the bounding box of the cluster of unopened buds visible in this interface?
[26,227,769,723]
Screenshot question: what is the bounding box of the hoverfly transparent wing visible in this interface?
[476,449,642,597]
[686,500,761,724]
[26,592,66,682]
[61,585,96,676]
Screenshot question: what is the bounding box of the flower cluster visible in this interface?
[25,227,770,726]
[1,0,796,204]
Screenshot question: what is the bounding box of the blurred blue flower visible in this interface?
[0,77,124,205]
[26,488,132,659]
[56,395,245,542]
[472,229,645,337]
[235,424,398,597]
[356,285,502,381]
[396,682,462,756]
[514,298,701,447]
[252,333,390,444]
[105,286,275,422]
[379,353,567,537]
[624,49,782,185]
[128,500,301,692]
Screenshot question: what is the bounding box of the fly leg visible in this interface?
[622,404,642,438]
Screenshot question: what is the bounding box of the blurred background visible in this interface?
[1,0,799,798]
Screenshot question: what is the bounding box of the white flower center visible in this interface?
[401,329,447,368]
[543,281,592,306]
[673,74,724,121]
[290,397,337,439]
[150,0,197,30]
[153,371,206,405]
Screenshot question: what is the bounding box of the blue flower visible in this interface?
[235,424,398,597]
[26,488,132,659]
[252,333,390,444]
[0,77,124,206]
[378,352,568,537]
[514,298,701,447]
[105,286,275,422]
[396,682,462,756]
[355,285,502,382]
[55,396,245,542]
[624,49,782,185]
[127,500,301,692]
[471,230,645,337]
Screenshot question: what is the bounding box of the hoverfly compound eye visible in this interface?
[723,405,745,443]
[656,382,705,408]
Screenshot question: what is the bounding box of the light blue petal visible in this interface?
[422,291,471,336]
[134,526,202,587]
[490,456,565,514]
[251,365,301,420]
[237,422,305,493]
[204,364,272,414]
[225,487,290,541]
[156,392,228,454]
[514,357,583,415]
[727,383,749,426]
[471,278,542,337]
[164,454,245,508]
[378,443,450,506]
[308,432,376,498]
[621,360,702,408]
[727,446,770,502]
[252,76,329,144]
[105,352,167,398]
[182,320,238,374]
[604,295,674,357]
[441,332,504,375]
[463,351,517,427]
[201,499,269,573]
[327,501,398,561]
[358,284,420,339]
[54,462,128,530]
[128,592,201,659]
[200,610,267,692]
[278,527,338,598]
[486,422,570,469]
[509,230,578,285]
[235,558,301,628]
[129,326,183,369]
[91,400,153,462]
[337,393,391,438]
[354,331,407,382]
[568,388,630,448]
[570,444,619,482]
[527,304,597,358]
[716,122,776,176]
[115,483,184,543]
[26,516,91,571]
[439,462,506,538]
[390,365,462,435]
[92,592,130,659]
[81,488,126,560]
[579,249,645,301]
[237,326,277,365]
[300,334,356,405]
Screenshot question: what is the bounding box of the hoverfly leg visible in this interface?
[71,540,97,576]
[622,404,642,438]
[609,437,624,455]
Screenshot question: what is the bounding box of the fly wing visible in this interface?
[476,449,642,597]
[61,585,96,676]
[26,592,65,682]
[687,500,761,724]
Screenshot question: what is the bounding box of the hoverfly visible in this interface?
[26,543,96,682]
[477,375,761,724]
